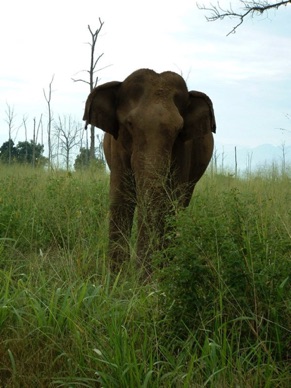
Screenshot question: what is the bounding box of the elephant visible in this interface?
[83,68,216,270]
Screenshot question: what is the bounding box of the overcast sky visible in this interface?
[1,0,291,152]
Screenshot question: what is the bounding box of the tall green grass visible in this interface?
[0,165,290,387]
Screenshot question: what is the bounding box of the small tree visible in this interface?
[74,147,91,170]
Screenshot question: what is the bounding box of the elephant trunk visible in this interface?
[134,154,174,265]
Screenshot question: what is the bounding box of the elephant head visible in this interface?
[83,68,216,270]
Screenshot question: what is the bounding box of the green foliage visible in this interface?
[0,139,18,163]
[74,147,106,171]
[157,174,291,363]
[0,139,47,166]
[0,166,290,386]
[74,147,90,170]
[16,140,46,165]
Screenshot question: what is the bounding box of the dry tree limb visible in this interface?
[197,0,291,35]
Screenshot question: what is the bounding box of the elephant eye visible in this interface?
[125,117,134,131]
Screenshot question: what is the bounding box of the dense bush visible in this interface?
[157,176,290,361]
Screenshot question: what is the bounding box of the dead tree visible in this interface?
[43,75,55,167]
[4,103,18,164]
[198,0,291,35]
[72,18,105,162]
[32,115,43,168]
[54,115,82,171]
[234,146,238,177]
[22,115,29,162]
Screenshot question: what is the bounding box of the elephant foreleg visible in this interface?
[136,189,170,272]
[108,202,135,268]
[108,173,136,269]
[173,132,214,207]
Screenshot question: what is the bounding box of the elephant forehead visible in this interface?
[119,70,188,102]
[124,86,186,113]
[148,77,187,100]
[117,90,182,118]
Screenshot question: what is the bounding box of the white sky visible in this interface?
[1,0,291,151]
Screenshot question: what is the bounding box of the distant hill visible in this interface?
[214,143,291,172]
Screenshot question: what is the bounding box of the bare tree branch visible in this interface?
[198,0,291,35]
[54,115,82,170]
[71,78,91,85]
[72,18,105,90]
[4,103,17,164]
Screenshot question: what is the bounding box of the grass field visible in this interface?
[0,164,290,387]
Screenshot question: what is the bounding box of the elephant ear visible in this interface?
[181,91,216,141]
[83,81,122,139]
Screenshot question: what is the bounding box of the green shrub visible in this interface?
[157,175,290,363]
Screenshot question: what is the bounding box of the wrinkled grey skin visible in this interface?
[83,68,216,269]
